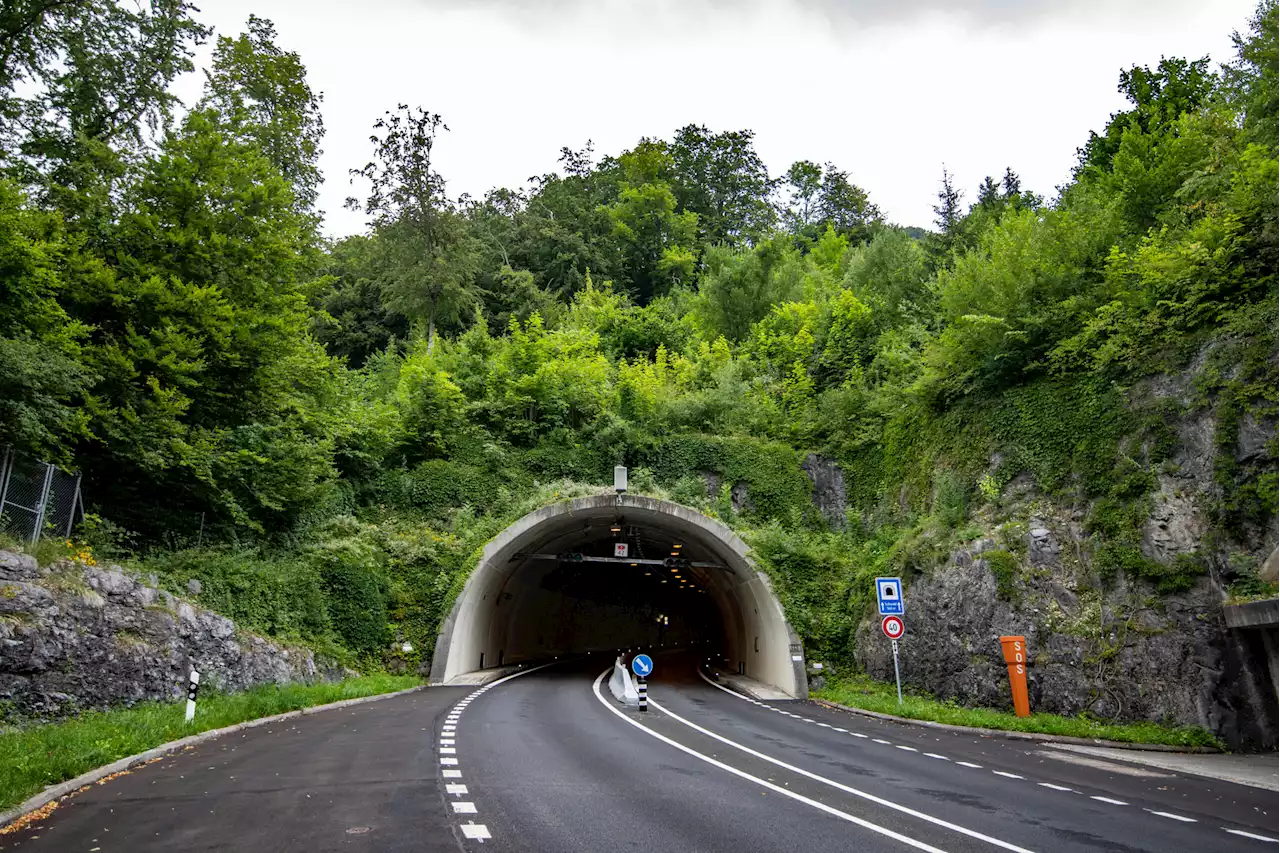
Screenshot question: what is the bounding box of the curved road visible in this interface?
[4,655,1275,852]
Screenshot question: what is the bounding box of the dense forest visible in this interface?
[1,1,1275,669]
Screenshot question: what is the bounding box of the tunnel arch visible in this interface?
[429,494,808,697]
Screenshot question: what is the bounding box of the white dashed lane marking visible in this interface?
[461,823,492,841]
[692,667,1268,843]
[452,802,478,814]
[1225,829,1280,842]
[446,784,469,795]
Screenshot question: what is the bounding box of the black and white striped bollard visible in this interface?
[637,675,647,712]
[185,668,201,723]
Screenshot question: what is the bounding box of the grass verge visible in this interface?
[0,674,421,814]
[814,674,1221,749]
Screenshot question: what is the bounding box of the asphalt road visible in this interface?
[4,655,1277,852]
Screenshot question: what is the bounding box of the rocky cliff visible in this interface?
[854,521,1277,750]
[0,552,340,722]
[835,344,1280,750]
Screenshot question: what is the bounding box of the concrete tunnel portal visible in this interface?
[429,494,808,698]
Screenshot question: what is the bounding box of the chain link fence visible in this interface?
[0,446,84,544]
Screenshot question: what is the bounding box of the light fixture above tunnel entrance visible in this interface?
[428,494,807,698]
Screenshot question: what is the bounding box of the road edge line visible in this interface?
[0,683,430,831]
[589,670,951,853]
[702,668,1218,754]
[652,685,1036,853]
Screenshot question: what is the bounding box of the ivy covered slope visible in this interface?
[0,4,1274,742]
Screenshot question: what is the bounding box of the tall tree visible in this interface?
[2,0,209,222]
[816,163,880,244]
[782,159,823,233]
[348,106,477,351]
[668,124,775,248]
[1225,0,1278,152]
[605,139,698,303]
[200,15,324,213]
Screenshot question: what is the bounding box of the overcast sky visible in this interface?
[183,0,1257,237]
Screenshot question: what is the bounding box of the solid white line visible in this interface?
[645,677,1039,853]
[446,784,468,795]
[956,762,982,769]
[452,802,477,814]
[590,672,951,853]
[1225,828,1280,842]
[1037,783,1073,792]
[1090,796,1127,806]
[992,772,1023,780]
[1145,810,1196,823]
[924,753,949,761]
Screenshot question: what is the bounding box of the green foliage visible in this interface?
[646,434,815,524]
[142,549,330,641]
[984,549,1021,601]
[815,675,1220,748]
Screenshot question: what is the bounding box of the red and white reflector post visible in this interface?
[998,636,1030,717]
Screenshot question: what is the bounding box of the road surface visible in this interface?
[3,654,1275,852]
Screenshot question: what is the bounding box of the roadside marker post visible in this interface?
[881,616,905,704]
[185,668,201,723]
[631,654,653,713]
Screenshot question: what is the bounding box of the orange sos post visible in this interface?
[999,635,1030,717]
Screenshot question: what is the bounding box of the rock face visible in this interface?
[0,554,339,722]
[854,519,1278,750]
[802,454,847,530]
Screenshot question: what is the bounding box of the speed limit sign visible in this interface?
[881,615,905,640]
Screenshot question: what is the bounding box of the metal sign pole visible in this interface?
[891,639,903,705]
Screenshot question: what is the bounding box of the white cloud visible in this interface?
[186,0,1256,237]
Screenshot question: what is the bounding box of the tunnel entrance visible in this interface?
[429,495,807,697]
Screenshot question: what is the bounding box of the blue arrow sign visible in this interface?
[631,654,654,677]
